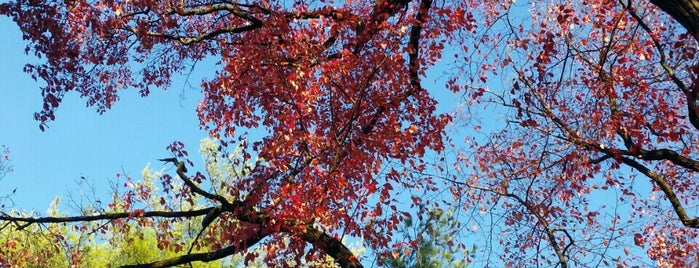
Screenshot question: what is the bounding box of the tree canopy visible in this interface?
[0,0,698,267]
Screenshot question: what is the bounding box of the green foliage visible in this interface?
[1,138,359,267]
[381,205,472,268]
[0,200,226,267]
[0,219,70,267]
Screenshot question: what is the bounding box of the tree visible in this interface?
[379,204,471,268]
[2,197,211,267]
[0,197,228,268]
[1,139,353,267]
[0,0,457,266]
[449,0,699,266]
[1,0,698,267]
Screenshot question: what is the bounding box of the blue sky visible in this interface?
[0,16,211,211]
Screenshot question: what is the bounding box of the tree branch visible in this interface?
[0,208,212,229]
[650,0,699,41]
[159,158,361,267]
[358,0,432,136]
[120,230,269,268]
[142,4,364,46]
[619,156,699,228]
[632,148,699,172]
[289,225,363,268]
[407,0,431,91]
[622,2,699,131]
[503,191,568,268]
[457,183,569,268]
[159,158,234,208]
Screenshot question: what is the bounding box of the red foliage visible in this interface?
[0,0,467,266]
[2,0,699,266]
[456,0,699,266]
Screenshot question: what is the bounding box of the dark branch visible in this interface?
[0,208,212,229]
[504,191,568,268]
[623,3,699,131]
[407,0,431,91]
[160,158,235,208]
[147,5,365,46]
[633,148,699,172]
[455,182,569,268]
[174,3,263,25]
[120,229,269,268]
[290,225,364,268]
[358,0,432,136]
[158,159,362,267]
[354,0,412,53]
[619,156,699,228]
[650,0,699,41]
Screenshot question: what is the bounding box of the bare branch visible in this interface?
[160,158,234,208]
[0,208,212,229]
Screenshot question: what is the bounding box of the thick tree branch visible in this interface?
[119,214,362,268]
[650,0,699,41]
[143,25,262,45]
[290,225,363,268]
[354,0,412,53]
[619,156,699,228]
[153,159,360,267]
[1,175,360,268]
[407,0,431,91]
[142,5,362,46]
[577,133,699,229]
[632,148,699,172]
[325,0,431,168]
[174,3,262,25]
[120,229,269,268]
[359,0,432,136]
[623,3,699,131]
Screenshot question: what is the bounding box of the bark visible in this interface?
[651,0,699,41]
